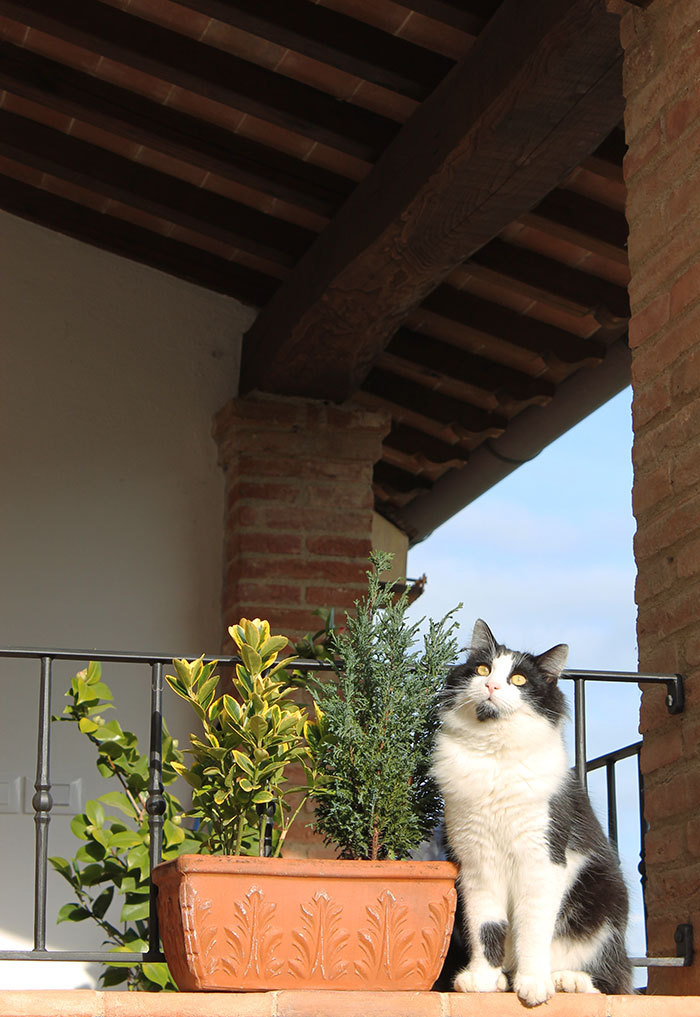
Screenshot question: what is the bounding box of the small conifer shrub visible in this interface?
[312,551,460,860]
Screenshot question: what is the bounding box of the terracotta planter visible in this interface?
[153,854,458,991]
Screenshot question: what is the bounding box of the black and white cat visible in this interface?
[432,619,631,1007]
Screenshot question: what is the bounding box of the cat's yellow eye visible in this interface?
[476,664,490,677]
[511,673,527,686]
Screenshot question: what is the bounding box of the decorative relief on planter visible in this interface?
[196,886,284,981]
[356,889,414,985]
[289,890,350,982]
[416,888,458,982]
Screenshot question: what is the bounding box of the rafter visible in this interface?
[0,0,398,160]
[0,173,278,304]
[0,109,313,265]
[0,41,353,218]
[179,0,452,100]
[240,0,624,400]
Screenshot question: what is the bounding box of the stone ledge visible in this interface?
[2,990,700,1017]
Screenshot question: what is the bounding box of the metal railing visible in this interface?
[0,648,689,971]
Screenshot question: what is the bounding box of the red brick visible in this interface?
[237,532,304,555]
[640,727,683,775]
[645,824,685,864]
[630,373,671,431]
[634,491,700,560]
[623,117,661,182]
[628,291,670,348]
[237,481,302,502]
[631,458,672,518]
[307,536,372,558]
[668,172,700,228]
[671,347,700,397]
[305,584,363,609]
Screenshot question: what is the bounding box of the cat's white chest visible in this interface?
[433,711,569,846]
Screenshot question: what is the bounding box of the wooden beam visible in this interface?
[388,0,489,36]
[240,0,625,400]
[181,0,452,100]
[421,287,607,365]
[384,423,470,465]
[386,327,556,402]
[363,368,507,436]
[467,239,630,321]
[0,109,313,265]
[0,0,398,161]
[0,41,353,218]
[0,173,278,304]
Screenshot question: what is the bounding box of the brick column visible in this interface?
[213,392,390,646]
[622,0,700,992]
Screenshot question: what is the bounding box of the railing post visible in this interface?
[146,660,165,959]
[574,678,587,790]
[32,655,53,951]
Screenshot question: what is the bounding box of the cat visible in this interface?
[432,619,632,1007]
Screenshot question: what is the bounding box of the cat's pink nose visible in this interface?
[486,678,500,695]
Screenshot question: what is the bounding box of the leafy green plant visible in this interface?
[165,617,329,856]
[312,551,460,860]
[50,661,204,990]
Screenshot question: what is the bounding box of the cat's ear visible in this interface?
[535,643,569,683]
[471,619,498,655]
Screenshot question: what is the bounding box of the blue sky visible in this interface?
[406,386,648,971]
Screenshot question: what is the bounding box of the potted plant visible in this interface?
[153,557,461,991]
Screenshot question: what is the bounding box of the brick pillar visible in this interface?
[622,0,700,993]
[213,392,390,647]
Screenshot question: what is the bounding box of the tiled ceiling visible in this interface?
[0,0,631,539]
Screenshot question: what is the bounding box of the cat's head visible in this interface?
[441,618,568,726]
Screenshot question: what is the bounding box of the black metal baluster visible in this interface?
[32,656,53,951]
[606,759,618,851]
[146,661,165,959]
[574,678,587,790]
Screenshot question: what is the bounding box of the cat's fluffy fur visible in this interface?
[432,619,631,1007]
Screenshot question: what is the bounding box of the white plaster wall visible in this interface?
[0,212,255,987]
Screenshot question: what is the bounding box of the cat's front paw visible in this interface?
[454,966,508,993]
[513,972,555,1007]
[553,970,599,994]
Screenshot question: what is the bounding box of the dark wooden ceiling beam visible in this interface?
[0,41,353,218]
[388,0,490,36]
[0,173,278,305]
[386,326,556,403]
[421,287,607,365]
[374,461,433,495]
[529,188,629,253]
[240,0,625,400]
[0,108,313,265]
[467,239,630,321]
[180,0,452,100]
[0,0,398,160]
[384,422,470,465]
[363,369,507,436]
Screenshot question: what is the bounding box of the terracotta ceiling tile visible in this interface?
[2,92,75,133]
[164,87,246,132]
[24,28,102,74]
[316,0,408,35]
[203,173,328,232]
[112,0,212,41]
[0,153,46,189]
[0,17,29,45]
[200,20,286,69]
[561,167,627,213]
[577,253,631,288]
[275,50,364,103]
[134,147,210,188]
[393,12,473,59]
[37,173,113,214]
[98,57,175,105]
[67,119,143,161]
[351,81,416,122]
[105,199,176,236]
